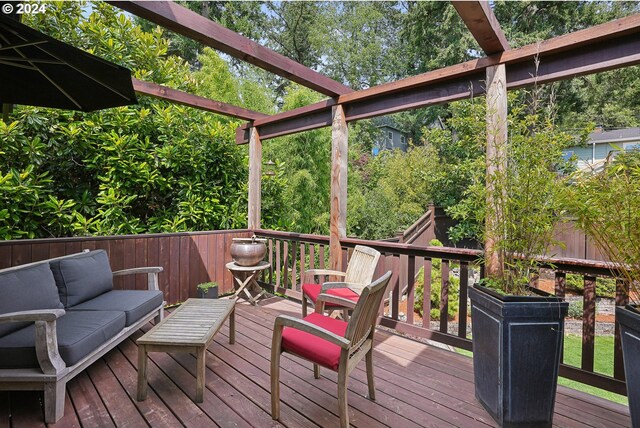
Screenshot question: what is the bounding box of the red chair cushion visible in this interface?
[302,283,360,306]
[281,312,348,371]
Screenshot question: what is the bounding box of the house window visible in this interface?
[388,131,393,142]
[401,136,406,146]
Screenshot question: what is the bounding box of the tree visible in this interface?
[1,2,252,239]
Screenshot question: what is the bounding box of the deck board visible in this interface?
[1,297,631,427]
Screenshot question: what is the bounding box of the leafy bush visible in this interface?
[565,274,616,299]
[567,300,584,319]
[0,3,290,239]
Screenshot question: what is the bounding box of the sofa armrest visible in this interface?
[112,267,163,291]
[0,309,66,375]
[0,309,65,323]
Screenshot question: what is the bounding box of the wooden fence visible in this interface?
[0,230,251,305]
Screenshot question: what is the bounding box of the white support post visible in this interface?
[330,105,348,272]
[248,127,262,230]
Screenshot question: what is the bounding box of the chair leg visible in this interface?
[302,296,308,317]
[337,368,349,428]
[271,330,282,420]
[366,348,376,401]
[313,363,320,379]
[44,381,66,423]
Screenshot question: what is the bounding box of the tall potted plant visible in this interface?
[567,150,640,426]
[465,100,571,427]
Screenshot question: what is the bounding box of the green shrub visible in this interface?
[567,300,584,319]
[413,239,460,320]
[565,274,616,299]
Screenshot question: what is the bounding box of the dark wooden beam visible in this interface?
[133,78,268,121]
[236,14,640,144]
[452,1,510,54]
[109,1,352,98]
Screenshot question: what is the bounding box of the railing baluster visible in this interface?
[275,240,281,287]
[406,256,415,325]
[299,243,306,290]
[391,256,400,320]
[283,241,289,290]
[581,275,596,372]
[555,270,566,364]
[614,277,629,380]
[291,242,297,291]
[440,260,450,334]
[458,261,468,339]
[422,258,432,329]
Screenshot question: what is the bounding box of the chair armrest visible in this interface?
[0,309,65,323]
[316,294,357,310]
[304,269,346,283]
[112,267,163,291]
[273,315,350,349]
[320,281,362,292]
[0,309,66,375]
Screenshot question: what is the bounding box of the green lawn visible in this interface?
[456,335,629,406]
[559,335,628,405]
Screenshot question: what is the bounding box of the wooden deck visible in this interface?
[1,297,631,427]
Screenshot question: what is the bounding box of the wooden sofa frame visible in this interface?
[0,252,165,423]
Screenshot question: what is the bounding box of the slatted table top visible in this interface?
[137,298,235,346]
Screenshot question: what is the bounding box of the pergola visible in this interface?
[109,0,640,274]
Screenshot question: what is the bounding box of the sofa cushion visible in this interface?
[69,290,163,326]
[50,250,113,308]
[0,262,63,337]
[0,310,126,368]
[281,312,348,371]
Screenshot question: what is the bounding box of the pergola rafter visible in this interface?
[108,1,353,98]
[132,78,268,121]
[452,1,510,55]
[236,13,640,144]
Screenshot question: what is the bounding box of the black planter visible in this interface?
[469,285,568,427]
[616,305,640,427]
[198,287,218,299]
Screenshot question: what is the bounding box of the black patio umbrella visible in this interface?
[0,14,137,112]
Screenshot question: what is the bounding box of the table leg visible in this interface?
[137,344,148,401]
[229,307,235,344]
[196,346,206,403]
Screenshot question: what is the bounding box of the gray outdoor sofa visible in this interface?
[0,249,164,423]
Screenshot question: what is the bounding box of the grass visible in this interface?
[559,335,628,405]
[456,334,628,406]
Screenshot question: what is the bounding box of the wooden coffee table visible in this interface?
[136,298,235,403]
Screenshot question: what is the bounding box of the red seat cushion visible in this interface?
[302,283,360,306]
[281,312,348,371]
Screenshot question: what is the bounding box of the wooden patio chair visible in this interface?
[301,245,381,317]
[271,271,392,428]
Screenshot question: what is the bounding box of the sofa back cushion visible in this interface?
[0,262,63,337]
[50,250,113,308]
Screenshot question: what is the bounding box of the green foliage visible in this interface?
[196,281,219,292]
[449,93,577,294]
[348,145,443,239]
[262,86,331,234]
[565,274,616,299]
[567,300,584,319]
[566,150,640,303]
[1,3,253,239]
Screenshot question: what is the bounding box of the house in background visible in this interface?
[565,127,640,170]
[372,117,409,155]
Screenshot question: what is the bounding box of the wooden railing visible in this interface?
[0,228,628,395]
[254,229,629,396]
